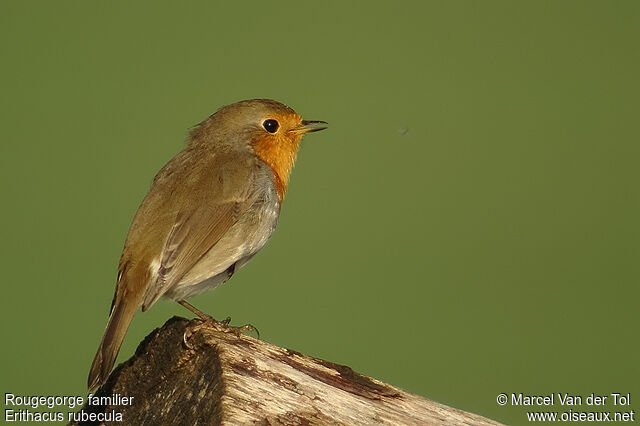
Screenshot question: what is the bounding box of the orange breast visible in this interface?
[252,134,301,202]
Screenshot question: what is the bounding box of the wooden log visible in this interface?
[70,317,501,425]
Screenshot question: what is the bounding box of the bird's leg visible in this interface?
[178,299,216,321]
[178,300,260,345]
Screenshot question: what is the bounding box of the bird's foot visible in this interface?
[178,300,260,346]
[231,323,260,339]
[182,318,260,346]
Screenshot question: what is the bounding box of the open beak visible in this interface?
[293,120,328,134]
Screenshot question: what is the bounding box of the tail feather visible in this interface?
[87,297,139,390]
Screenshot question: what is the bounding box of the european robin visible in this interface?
[87,99,327,390]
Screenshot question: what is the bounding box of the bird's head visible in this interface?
[191,99,327,201]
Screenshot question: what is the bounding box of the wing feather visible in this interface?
[125,150,256,310]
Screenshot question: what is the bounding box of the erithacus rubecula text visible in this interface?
[88,99,327,390]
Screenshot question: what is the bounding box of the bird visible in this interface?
[87,99,327,390]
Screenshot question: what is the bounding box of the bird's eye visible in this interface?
[262,119,279,134]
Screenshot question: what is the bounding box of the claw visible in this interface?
[237,323,260,339]
[183,328,193,348]
[182,321,208,348]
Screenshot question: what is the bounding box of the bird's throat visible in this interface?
[252,136,301,202]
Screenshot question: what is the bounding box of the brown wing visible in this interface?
[141,200,243,309]
[116,149,256,311]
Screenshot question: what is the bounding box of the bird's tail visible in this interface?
[87,289,140,390]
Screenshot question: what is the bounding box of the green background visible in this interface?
[1,2,638,425]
